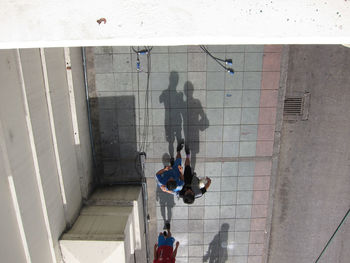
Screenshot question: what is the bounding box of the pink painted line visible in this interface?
[249,45,282,263]
[264,45,283,53]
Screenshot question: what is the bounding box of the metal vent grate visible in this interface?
[284,97,303,115]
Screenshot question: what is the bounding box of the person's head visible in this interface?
[183,189,195,204]
[184,81,194,98]
[166,178,177,191]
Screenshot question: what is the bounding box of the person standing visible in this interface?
[153,224,180,263]
[156,142,185,195]
[178,145,211,204]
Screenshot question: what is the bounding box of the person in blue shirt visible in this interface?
[156,142,184,195]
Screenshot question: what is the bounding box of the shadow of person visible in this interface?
[156,153,176,228]
[184,81,209,169]
[203,223,230,263]
[159,71,185,158]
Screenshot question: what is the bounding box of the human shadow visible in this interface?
[183,81,209,169]
[203,223,230,263]
[156,153,175,227]
[159,71,185,158]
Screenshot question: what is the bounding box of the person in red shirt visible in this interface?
[153,226,179,263]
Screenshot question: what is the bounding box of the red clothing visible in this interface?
[153,245,175,263]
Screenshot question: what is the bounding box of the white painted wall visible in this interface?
[0,0,349,48]
[0,48,94,262]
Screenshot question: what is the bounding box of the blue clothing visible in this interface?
[156,158,184,192]
[158,234,175,247]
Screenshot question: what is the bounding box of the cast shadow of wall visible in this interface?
[159,71,184,158]
[184,81,209,169]
[203,223,230,263]
[90,95,142,184]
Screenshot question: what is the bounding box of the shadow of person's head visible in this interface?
[220,223,230,232]
[184,81,194,99]
[169,71,179,90]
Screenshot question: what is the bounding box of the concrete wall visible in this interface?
[0,48,94,262]
[0,0,349,48]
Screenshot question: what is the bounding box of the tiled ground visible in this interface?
[92,45,282,263]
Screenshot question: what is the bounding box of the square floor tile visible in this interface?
[220,205,236,218]
[113,53,132,72]
[239,142,256,157]
[96,73,114,91]
[151,46,169,53]
[114,73,133,91]
[189,232,204,245]
[242,90,261,107]
[221,191,236,205]
[223,142,240,157]
[207,90,225,107]
[169,53,188,72]
[236,205,252,218]
[207,72,225,90]
[205,191,221,205]
[239,161,256,176]
[189,245,203,257]
[223,125,240,141]
[235,232,250,243]
[206,109,224,125]
[95,54,113,73]
[151,53,169,72]
[226,71,243,90]
[241,108,259,124]
[204,205,220,219]
[206,142,222,158]
[206,126,223,141]
[221,177,237,191]
[240,125,258,141]
[222,162,238,177]
[224,90,242,107]
[188,52,206,71]
[237,191,253,205]
[206,45,226,52]
[204,219,220,232]
[94,46,113,54]
[224,108,241,125]
[244,53,263,71]
[189,206,204,220]
[235,219,251,231]
[150,73,170,90]
[237,177,254,191]
[205,162,222,177]
[244,72,262,90]
[188,220,204,232]
[188,72,206,90]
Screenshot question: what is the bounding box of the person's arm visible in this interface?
[172,241,180,258]
[156,166,171,175]
[160,185,175,195]
[178,165,184,181]
[154,244,158,260]
[204,177,211,190]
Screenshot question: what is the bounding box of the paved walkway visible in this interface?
[92,45,282,263]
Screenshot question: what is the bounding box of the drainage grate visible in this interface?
[283,93,310,120]
[284,97,303,115]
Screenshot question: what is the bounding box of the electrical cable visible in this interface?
[314,207,350,263]
[199,45,234,75]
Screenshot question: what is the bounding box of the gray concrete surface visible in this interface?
[268,45,350,263]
